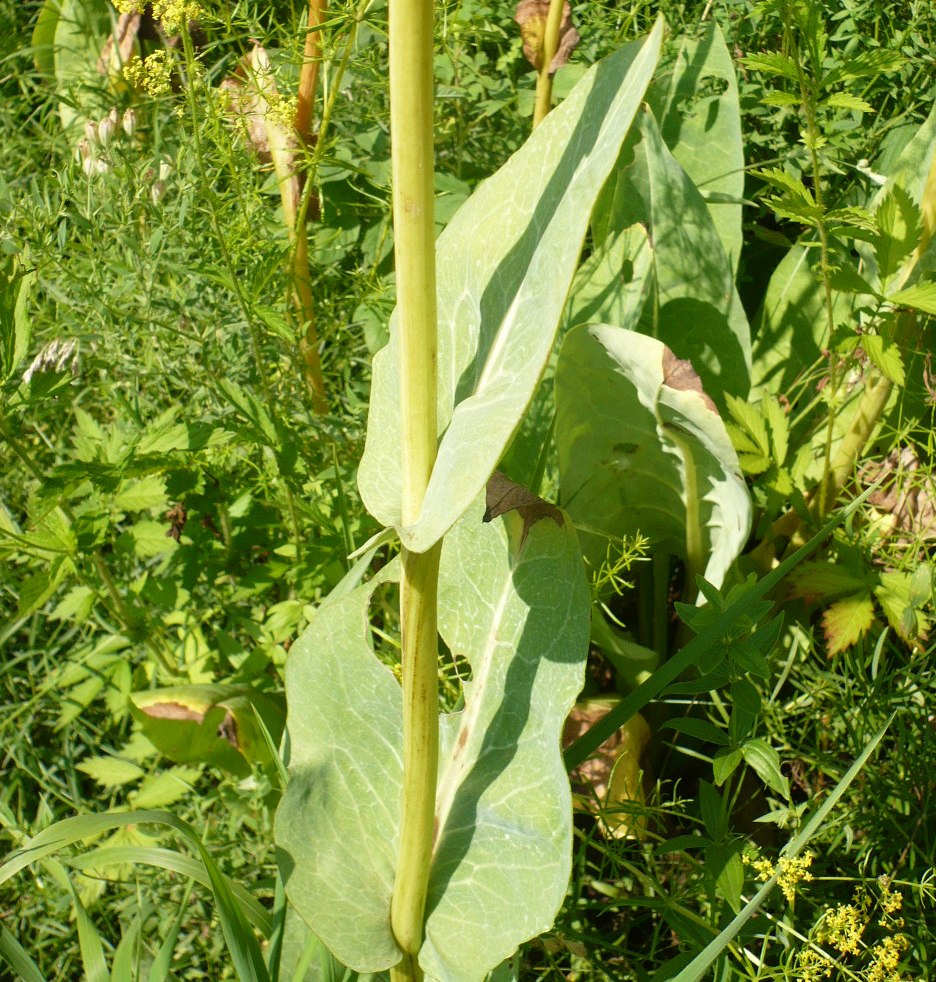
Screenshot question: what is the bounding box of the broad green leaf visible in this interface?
[788,560,869,600]
[131,685,285,776]
[422,498,590,982]
[647,22,745,272]
[556,326,751,595]
[51,0,117,134]
[739,738,789,799]
[76,756,144,787]
[129,766,201,809]
[31,0,62,75]
[822,592,874,655]
[888,281,936,315]
[127,518,177,559]
[712,747,742,786]
[274,569,404,974]
[705,841,743,913]
[359,22,663,553]
[751,244,857,397]
[0,255,36,385]
[594,109,750,407]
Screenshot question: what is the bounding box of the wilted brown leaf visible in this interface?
[563,700,652,839]
[513,0,580,74]
[661,346,717,413]
[97,12,141,76]
[861,446,936,542]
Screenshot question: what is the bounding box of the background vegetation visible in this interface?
[1,0,935,978]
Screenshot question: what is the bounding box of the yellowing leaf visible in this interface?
[77,756,145,787]
[822,592,874,655]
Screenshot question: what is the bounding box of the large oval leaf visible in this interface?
[647,22,745,273]
[274,569,404,974]
[422,496,590,981]
[359,22,663,553]
[556,325,751,593]
[591,109,751,408]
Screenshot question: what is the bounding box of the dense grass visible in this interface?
[2,0,936,979]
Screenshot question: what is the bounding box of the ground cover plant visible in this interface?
[1,0,935,979]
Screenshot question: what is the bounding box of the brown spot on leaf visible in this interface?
[484,472,564,545]
[217,712,240,749]
[661,347,717,413]
[513,0,580,74]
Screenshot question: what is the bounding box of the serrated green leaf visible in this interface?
[114,475,168,512]
[788,561,869,601]
[76,756,145,788]
[130,766,201,809]
[823,50,905,87]
[359,24,663,552]
[889,282,936,315]
[757,168,814,206]
[876,571,930,640]
[861,334,904,386]
[741,52,799,82]
[875,184,922,284]
[49,584,96,624]
[128,519,176,559]
[822,92,874,114]
[740,739,789,798]
[821,592,874,655]
[760,91,800,107]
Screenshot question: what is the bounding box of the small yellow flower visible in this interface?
[265,95,299,131]
[866,932,909,982]
[122,50,173,97]
[776,853,815,903]
[878,877,904,916]
[796,948,834,981]
[152,0,204,35]
[816,902,866,956]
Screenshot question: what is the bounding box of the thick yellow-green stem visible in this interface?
[532,0,564,129]
[387,0,440,974]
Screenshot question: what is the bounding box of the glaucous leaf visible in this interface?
[556,325,751,594]
[359,22,664,553]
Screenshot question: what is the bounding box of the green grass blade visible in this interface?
[662,713,895,982]
[0,809,270,982]
[110,913,141,982]
[0,923,47,982]
[148,881,193,982]
[66,846,272,937]
[56,859,109,982]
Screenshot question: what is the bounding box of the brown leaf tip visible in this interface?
[661,347,718,413]
[514,0,580,74]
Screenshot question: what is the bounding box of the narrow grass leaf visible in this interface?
[0,924,46,982]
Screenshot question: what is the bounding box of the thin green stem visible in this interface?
[532,0,564,129]
[387,0,440,970]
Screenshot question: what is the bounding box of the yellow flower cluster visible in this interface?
[866,933,910,982]
[112,0,204,35]
[817,901,866,955]
[745,850,814,903]
[122,50,173,96]
[266,95,300,132]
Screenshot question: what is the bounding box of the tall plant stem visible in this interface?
[532,0,564,128]
[291,0,329,413]
[387,0,440,973]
